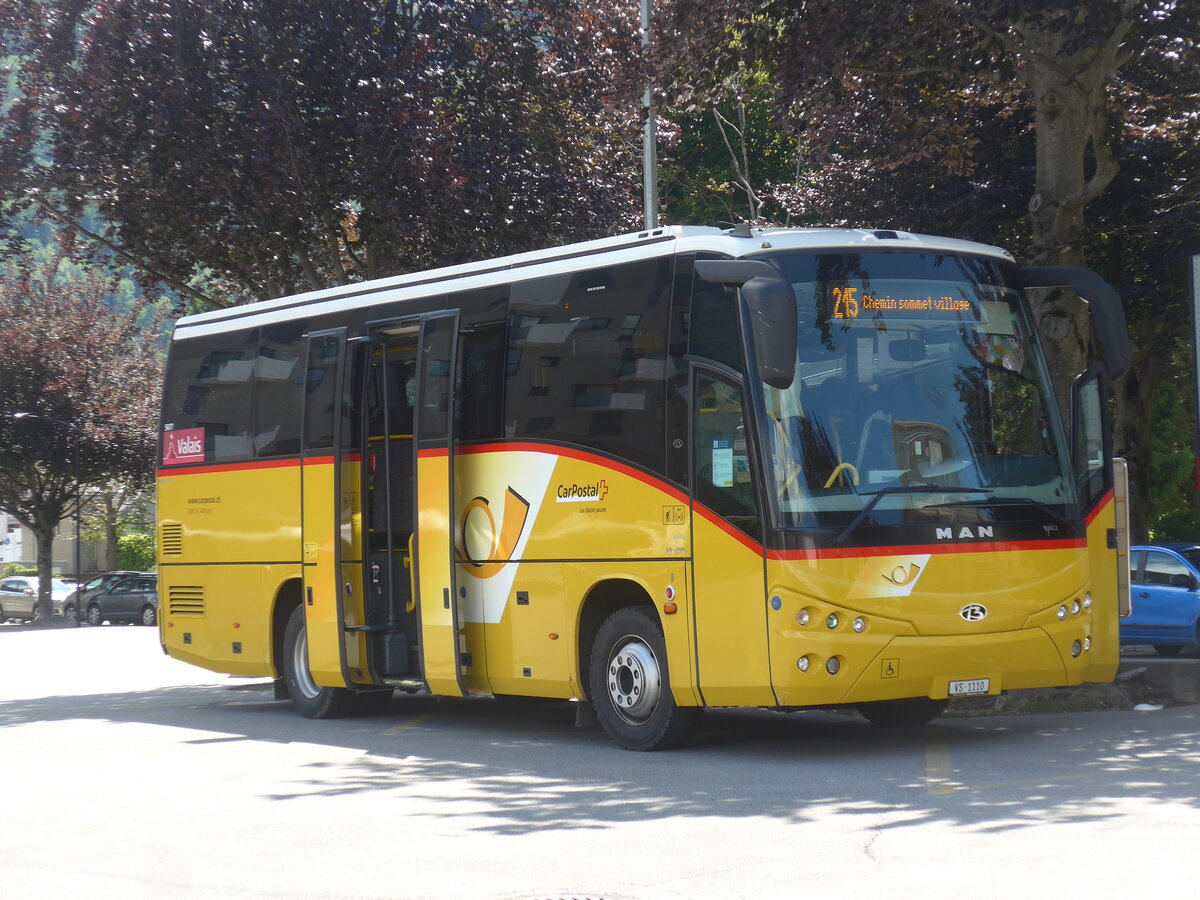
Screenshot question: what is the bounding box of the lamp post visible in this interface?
[11,412,85,621]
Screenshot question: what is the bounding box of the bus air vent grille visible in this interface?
[160,523,183,556]
[168,586,205,617]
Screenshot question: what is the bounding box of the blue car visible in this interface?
[1121,544,1200,656]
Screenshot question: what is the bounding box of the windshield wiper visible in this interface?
[835,486,990,545]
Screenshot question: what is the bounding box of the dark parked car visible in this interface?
[59,570,145,621]
[84,574,159,626]
[1121,544,1200,655]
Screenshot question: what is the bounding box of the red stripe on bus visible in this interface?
[451,442,692,505]
[690,503,764,554]
[158,441,1093,561]
[1085,489,1115,527]
[766,537,1086,561]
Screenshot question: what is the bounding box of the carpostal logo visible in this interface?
[162,427,205,466]
[555,480,609,503]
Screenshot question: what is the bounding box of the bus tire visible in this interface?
[857,697,948,727]
[588,606,698,751]
[281,606,357,718]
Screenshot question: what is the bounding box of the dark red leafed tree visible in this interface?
[0,0,644,307]
[0,254,163,620]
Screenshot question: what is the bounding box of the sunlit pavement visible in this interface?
[3,624,1200,900]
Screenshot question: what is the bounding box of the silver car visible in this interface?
[0,576,73,623]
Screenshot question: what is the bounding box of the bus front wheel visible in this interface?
[588,607,698,751]
[281,606,357,718]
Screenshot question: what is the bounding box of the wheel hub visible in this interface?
[606,637,661,724]
[292,628,321,700]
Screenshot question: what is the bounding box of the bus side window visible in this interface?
[255,321,305,456]
[693,373,760,538]
[161,328,257,463]
[506,258,671,471]
[303,334,344,451]
[688,275,743,371]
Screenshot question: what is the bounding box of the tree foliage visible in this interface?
[661,0,1200,538]
[0,251,163,611]
[0,0,644,305]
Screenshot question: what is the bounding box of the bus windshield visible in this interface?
[756,250,1075,531]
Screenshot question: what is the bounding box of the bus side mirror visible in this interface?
[1018,266,1131,380]
[694,260,797,389]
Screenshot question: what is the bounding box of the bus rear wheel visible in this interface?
[281,606,357,718]
[589,607,698,751]
[857,697,948,727]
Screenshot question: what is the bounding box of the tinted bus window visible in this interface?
[254,321,306,457]
[162,329,258,463]
[505,257,673,472]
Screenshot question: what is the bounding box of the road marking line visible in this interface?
[925,741,962,795]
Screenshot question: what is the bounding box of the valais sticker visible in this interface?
[162,427,205,465]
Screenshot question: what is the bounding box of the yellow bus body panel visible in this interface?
[1083,493,1121,683]
[765,542,1099,706]
[159,563,299,677]
[300,459,356,688]
[160,445,1119,711]
[158,463,301,677]
[690,513,774,707]
[416,452,465,696]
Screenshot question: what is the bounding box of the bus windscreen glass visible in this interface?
[757,250,1075,531]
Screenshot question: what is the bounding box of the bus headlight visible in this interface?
[796,609,810,626]
[1083,593,1093,610]
[797,656,811,672]
[852,617,866,633]
[826,656,841,675]
[1057,606,1068,620]
[826,613,839,630]
[1071,640,1082,658]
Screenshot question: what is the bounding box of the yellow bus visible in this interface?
[156,226,1130,750]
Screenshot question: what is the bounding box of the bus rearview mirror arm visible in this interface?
[1018,266,1131,380]
[694,260,798,389]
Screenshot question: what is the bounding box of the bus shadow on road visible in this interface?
[3,680,1199,837]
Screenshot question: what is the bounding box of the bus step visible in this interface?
[381,678,425,693]
[379,631,409,675]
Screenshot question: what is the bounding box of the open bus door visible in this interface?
[361,311,465,697]
[300,328,356,691]
[412,311,466,696]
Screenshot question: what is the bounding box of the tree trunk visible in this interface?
[1023,54,1099,391]
[32,520,56,624]
[1019,28,1134,527]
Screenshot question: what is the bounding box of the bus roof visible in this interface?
[173,226,1014,340]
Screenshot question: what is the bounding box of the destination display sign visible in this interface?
[829,285,978,321]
